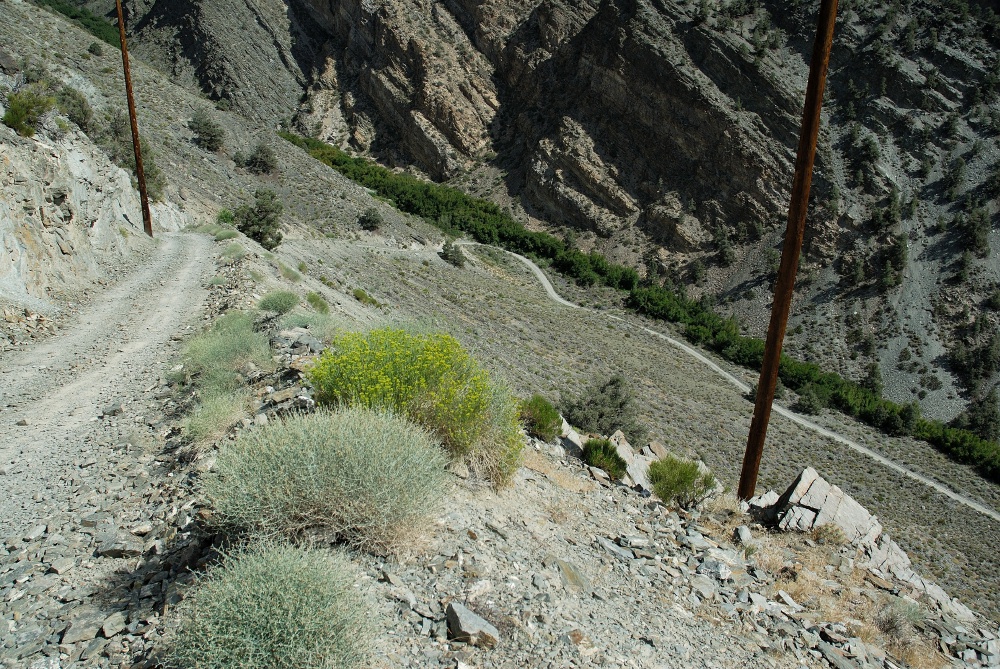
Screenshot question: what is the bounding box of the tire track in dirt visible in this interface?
[0,232,213,535]
[462,242,1000,523]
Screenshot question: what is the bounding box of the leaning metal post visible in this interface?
[738,0,839,500]
[115,0,153,238]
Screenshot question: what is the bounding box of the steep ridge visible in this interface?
[5,0,1000,633]
[113,0,1000,429]
[123,0,326,124]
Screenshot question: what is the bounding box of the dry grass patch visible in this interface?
[746,529,949,669]
[522,450,595,494]
[183,392,248,446]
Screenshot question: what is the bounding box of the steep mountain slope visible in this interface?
[99,0,1000,431]
[4,0,1000,631]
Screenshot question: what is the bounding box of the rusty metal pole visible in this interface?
[115,0,153,238]
[738,0,839,500]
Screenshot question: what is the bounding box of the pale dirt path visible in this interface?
[0,232,213,535]
[463,242,1000,524]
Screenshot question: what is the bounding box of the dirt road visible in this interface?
[468,242,1000,524]
[0,233,212,536]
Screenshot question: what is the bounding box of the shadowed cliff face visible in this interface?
[295,0,795,239]
[119,0,1000,423]
[123,0,326,124]
[119,0,796,237]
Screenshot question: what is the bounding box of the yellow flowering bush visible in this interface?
[306,328,523,486]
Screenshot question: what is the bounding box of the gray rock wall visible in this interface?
[0,120,188,312]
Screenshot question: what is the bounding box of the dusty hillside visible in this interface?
[3,0,997,614]
[2,4,1000,668]
[91,0,1000,431]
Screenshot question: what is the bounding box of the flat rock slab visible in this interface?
[101,612,127,638]
[553,558,591,594]
[446,602,499,648]
[62,610,104,645]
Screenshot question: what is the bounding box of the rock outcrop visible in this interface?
[751,467,980,625]
[117,0,792,231]
[0,114,187,314]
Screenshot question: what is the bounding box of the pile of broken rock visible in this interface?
[749,467,995,668]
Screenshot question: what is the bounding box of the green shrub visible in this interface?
[3,85,55,137]
[87,42,103,56]
[235,189,283,251]
[648,454,715,508]
[189,109,224,152]
[306,291,330,314]
[352,288,379,306]
[307,327,523,485]
[238,142,278,175]
[565,374,645,440]
[358,207,383,231]
[55,86,92,132]
[582,437,627,480]
[214,229,238,241]
[183,312,270,397]
[166,542,373,669]
[794,384,825,415]
[258,290,299,314]
[204,408,449,551]
[520,394,561,442]
[216,208,235,226]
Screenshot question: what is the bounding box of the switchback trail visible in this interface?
[0,232,213,535]
[461,242,1000,524]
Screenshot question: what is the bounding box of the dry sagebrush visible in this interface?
[203,407,450,553]
[165,542,373,669]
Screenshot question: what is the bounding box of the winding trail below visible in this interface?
[0,232,213,535]
[460,242,1000,524]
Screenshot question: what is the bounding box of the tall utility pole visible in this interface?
[115,0,153,238]
[738,0,839,500]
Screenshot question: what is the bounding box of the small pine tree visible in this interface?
[565,374,645,440]
[952,386,1000,442]
[441,241,465,267]
[235,189,283,251]
[358,208,383,231]
[242,143,278,174]
[189,109,225,152]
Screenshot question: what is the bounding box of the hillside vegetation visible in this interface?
[283,131,1000,482]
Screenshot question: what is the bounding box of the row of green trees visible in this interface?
[281,132,1000,483]
[279,133,639,290]
[628,284,1000,481]
[33,0,121,47]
